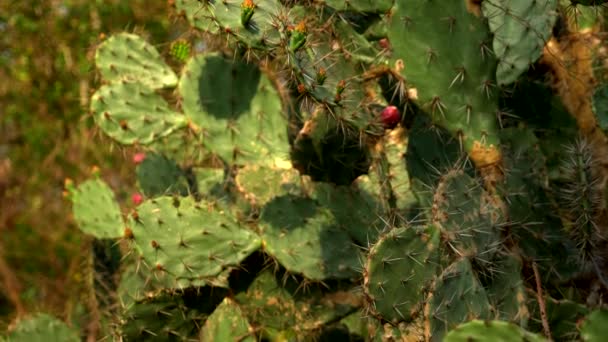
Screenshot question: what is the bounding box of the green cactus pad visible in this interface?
[527,297,589,341]
[70,178,124,239]
[95,33,178,89]
[128,196,261,282]
[91,81,188,145]
[309,180,385,246]
[405,115,472,208]
[258,194,362,280]
[499,128,579,280]
[200,298,255,342]
[443,320,546,342]
[592,83,608,131]
[483,254,528,325]
[333,20,382,64]
[193,167,228,200]
[432,169,503,263]
[118,257,185,307]
[353,161,391,222]
[384,127,417,211]
[119,290,211,341]
[209,0,283,48]
[323,0,393,13]
[175,0,219,33]
[426,258,492,341]
[235,165,301,207]
[289,39,367,118]
[144,129,208,164]
[580,309,608,341]
[117,253,231,308]
[482,0,558,85]
[136,153,190,197]
[387,0,501,160]
[234,270,360,334]
[1,313,80,342]
[363,225,440,323]
[179,53,289,165]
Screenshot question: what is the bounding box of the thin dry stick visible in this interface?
[532,262,552,341]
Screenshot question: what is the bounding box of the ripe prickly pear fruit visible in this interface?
[381,106,401,129]
[133,152,146,165]
[379,38,390,50]
[132,193,143,205]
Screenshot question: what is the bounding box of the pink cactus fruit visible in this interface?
[133,152,146,165]
[132,193,144,206]
[381,106,401,129]
[379,38,391,50]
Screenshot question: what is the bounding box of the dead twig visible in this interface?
[532,261,552,341]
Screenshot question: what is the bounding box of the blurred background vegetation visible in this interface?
[0,0,183,335]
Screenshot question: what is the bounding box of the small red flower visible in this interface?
[132,193,144,205]
[133,152,146,165]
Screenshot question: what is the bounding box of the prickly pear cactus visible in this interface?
[37,0,608,341]
[1,313,80,342]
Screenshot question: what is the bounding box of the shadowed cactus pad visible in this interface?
[363,225,440,323]
[258,195,362,280]
[426,258,492,341]
[179,53,289,165]
[136,153,190,197]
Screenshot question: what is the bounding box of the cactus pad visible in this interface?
[95,33,178,89]
[364,225,440,323]
[258,195,362,280]
[234,270,361,334]
[200,298,255,342]
[91,81,187,145]
[580,309,608,342]
[323,0,394,13]
[136,153,190,197]
[387,0,501,164]
[483,0,558,85]
[235,165,301,207]
[444,320,546,342]
[70,178,124,239]
[128,196,261,283]
[1,313,80,342]
[179,53,289,165]
[426,258,492,340]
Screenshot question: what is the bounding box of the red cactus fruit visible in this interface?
[381,106,401,129]
[132,193,144,205]
[379,38,391,50]
[133,152,146,165]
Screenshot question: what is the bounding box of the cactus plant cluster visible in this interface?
[7,0,608,341]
